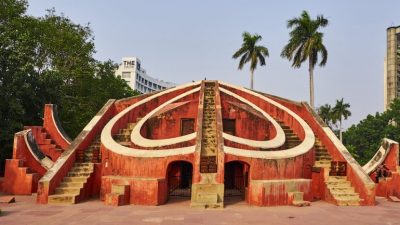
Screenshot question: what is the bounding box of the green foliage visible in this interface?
[344,99,400,165]
[317,104,335,127]
[0,0,137,174]
[281,10,328,68]
[281,10,328,107]
[232,31,269,89]
[332,98,351,142]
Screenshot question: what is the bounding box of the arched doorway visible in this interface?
[167,161,193,201]
[224,161,249,204]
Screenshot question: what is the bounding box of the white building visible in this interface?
[115,57,175,94]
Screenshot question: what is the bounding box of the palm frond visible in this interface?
[281,10,328,70]
[232,31,269,75]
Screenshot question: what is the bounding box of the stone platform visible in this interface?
[1,195,400,225]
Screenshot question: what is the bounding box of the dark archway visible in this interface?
[224,161,250,204]
[167,161,193,201]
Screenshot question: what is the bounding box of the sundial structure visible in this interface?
[3,80,379,207]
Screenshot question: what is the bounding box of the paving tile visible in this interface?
[2,196,400,225]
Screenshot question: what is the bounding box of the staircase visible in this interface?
[3,159,40,194]
[35,128,63,161]
[312,139,360,206]
[82,136,101,163]
[48,163,94,204]
[48,137,99,204]
[191,82,223,208]
[200,83,218,173]
[325,176,360,206]
[277,121,301,149]
[114,118,141,147]
[313,138,332,168]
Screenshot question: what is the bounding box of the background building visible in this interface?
[115,57,175,94]
[384,26,400,110]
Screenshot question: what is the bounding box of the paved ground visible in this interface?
[1,195,400,225]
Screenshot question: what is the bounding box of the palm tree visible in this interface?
[332,98,351,142]
[232,32,269,89]
[281,10,328,108]
[317,104,334,126]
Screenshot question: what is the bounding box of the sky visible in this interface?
[26,0,400,129]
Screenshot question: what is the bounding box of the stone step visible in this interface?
[331,192,359,198]
[285,134,298,138]
[286,136,300,141]
[326,181,350,186]
[55,187,81,195]
[315,153,330,158]
[48,194,77,204]
[59,182,84,188]
[283,129,294,133]
[114,134,129,138]
[315,143,326,148]
[326,177,350,183]
[316,156,332,161]
[68,172,92,177]
[314,161,331,167]
[326,183,352,188]
[329,186,355,192]
[335,197,360,206]
[292,200,311,207]
[328,176,347,181]
[63,176,89,183]
[74,163,93,167]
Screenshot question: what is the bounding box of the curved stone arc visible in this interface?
[130,87,200,147]
[219,81,315,159]
[219,87,285,149]
[101,81,201,157]
[50,104,72,144]
[25,129,54,169]
[362,138,398,175]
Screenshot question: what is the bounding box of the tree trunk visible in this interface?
[339,119,343,142]
[250,70,254,89]
[309,60,315,108]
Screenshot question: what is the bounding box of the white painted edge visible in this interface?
[362,138,398,175]
[23,129,54,170]
[219,81,315,159]
[219,87,285,149]
[101,81,201,157]
[50,105,71,144]
[83,115,101,131]
[130,87,200,147]
[323,127,375,187]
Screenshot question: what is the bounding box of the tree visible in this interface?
[281,10,328,108]
[0,0,137,174]
[232,32,269,89]
[344,113,390,165]
[317,103,335,127]
[343,99,400,165]
[332,98,351,142]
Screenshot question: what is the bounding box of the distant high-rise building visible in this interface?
[384,26,400,110]
[115,57,175,94]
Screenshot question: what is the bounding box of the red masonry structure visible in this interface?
[2,104,71,195]
[363,139,400,200]
[3,81,378,207]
